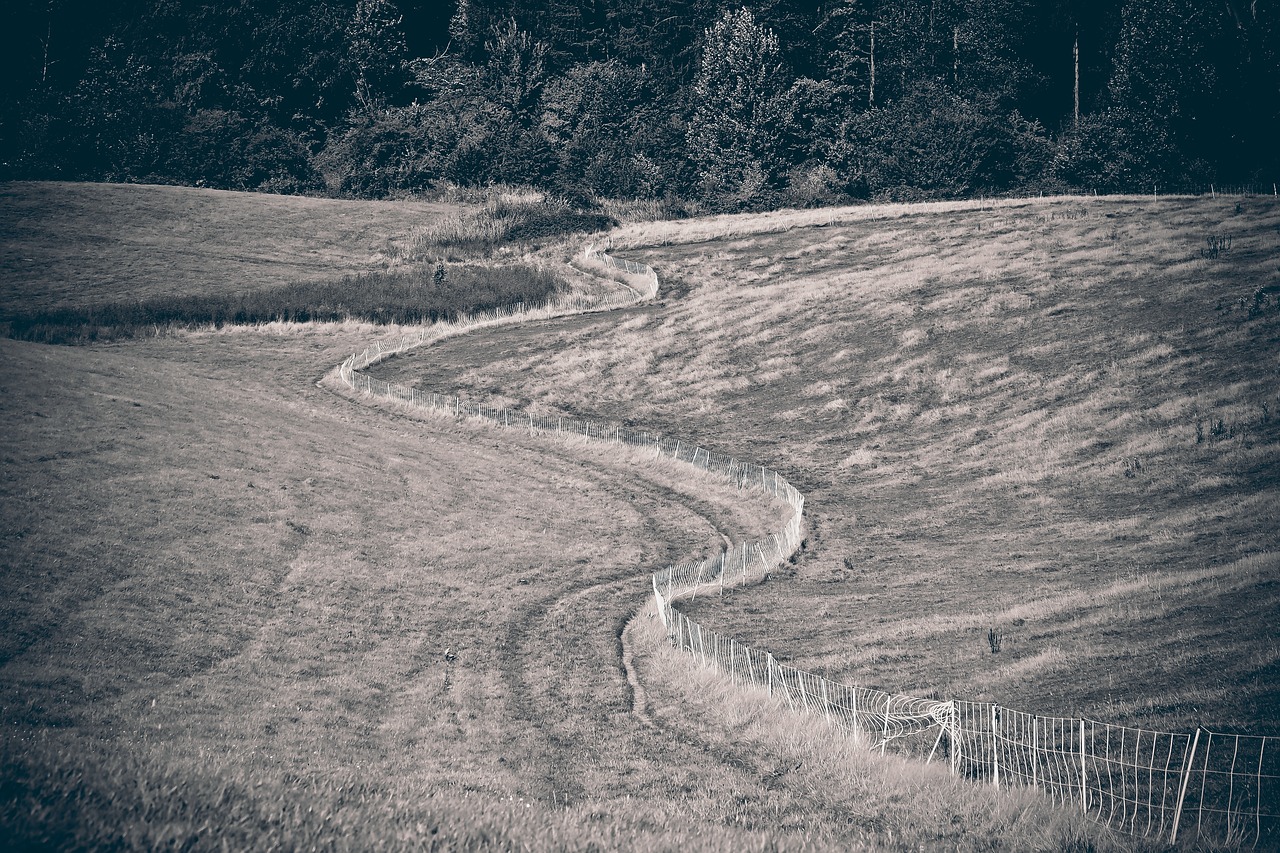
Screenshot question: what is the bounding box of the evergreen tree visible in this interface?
[1104,0,1223,182]
[484,18,549,122]
[686,7,789,209]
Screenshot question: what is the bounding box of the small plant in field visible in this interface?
[1200,233,1233,259]
[987,627,1002,654]
[1247,283,1279,317]
[433,259,447,284]
[1219,283,1280,317]
[1122,457,1143,478]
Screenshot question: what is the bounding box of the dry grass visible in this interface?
[2,181,1155,850]
[627,602,1132,851]
[0,181,468,312]
[0,324,795,849]
[371,194,1280,740]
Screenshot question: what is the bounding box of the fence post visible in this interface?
[821,678,833,726]
[1080,719,1088,813]
[1032,716,1039,788]
[1170,728,1201,844]
[991,704,1001,788]
[950,701,960,776]
[1256,737,1267,845]
[767,653,775,697]
[881,694,891,755]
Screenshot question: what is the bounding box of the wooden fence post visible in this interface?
[950,701,960,776]
[1256,737,1267,845]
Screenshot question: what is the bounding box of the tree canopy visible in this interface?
[3,0,1276,204]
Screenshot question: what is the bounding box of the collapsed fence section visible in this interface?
[336,245,1277,850]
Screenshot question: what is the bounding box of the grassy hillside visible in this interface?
[0,181,464,312]
[370,195,1280,741]
[1,183,1117,850]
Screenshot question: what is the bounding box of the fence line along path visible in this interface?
[335,242,1277,850]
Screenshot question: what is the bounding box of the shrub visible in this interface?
[403,193,616,260]
[835,84,1051,199]
[316,105,450,198]
[169,110,322,194]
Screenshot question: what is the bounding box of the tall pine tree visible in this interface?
[686,7,788,209]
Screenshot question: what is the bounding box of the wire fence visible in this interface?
[1158,182,1280,198]
[1064,182,1280,200]
[337,245,1278,850]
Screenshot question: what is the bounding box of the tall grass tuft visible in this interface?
[404,193,617,261]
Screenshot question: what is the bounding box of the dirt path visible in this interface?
[336,264,799,809]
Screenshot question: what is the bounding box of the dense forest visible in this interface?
[3,0,1278,208]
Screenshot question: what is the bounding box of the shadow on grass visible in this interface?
[2,263,563,345]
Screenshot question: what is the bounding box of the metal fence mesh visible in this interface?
[337,246,1277,849]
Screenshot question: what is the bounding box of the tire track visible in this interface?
[330,245,803,808]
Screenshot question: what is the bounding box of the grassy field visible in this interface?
[370,194,1280,742]
[0,181,466,312]
[1,182,1124,850]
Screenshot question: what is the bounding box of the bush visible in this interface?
[781,163,850,209]
[403,193,616,260]
[169,110,323,194]
[835,85,1051,199]
[316,105,449,198]
[1049,108,1189,193]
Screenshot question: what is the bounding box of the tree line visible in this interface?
[3,0,1277,209]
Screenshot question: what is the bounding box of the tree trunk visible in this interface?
[1073,27,1080,130]
[953,26,959,83]
[869,20,876,107]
